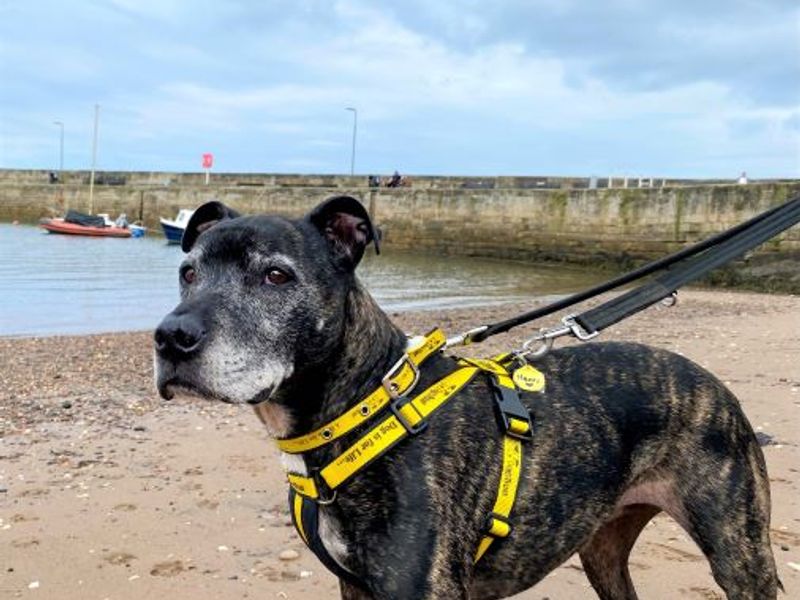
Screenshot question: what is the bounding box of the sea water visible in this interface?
[0,224,607,337]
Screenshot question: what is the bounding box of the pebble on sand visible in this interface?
[278,549,300,561]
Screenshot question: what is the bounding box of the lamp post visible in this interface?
[345,107,357,176]
[88,104,100,214]
[52,121,64,176]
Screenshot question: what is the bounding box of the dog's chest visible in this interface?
[280,451,351,568]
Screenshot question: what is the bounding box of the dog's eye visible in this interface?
[265,268,291,285]
[182,267,196,284]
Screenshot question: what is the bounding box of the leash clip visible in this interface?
[518,313,599,359]
[520,323,570,358]
[381,353,420,400]
[562,315,599,341]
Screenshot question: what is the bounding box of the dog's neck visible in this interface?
[256,282,407,439]
[326,284,409,413]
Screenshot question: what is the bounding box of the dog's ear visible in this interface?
[182,201,241,252]
[307,195,380,268]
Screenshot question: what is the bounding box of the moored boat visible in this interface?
[40,210,133,238]
[160,209,194,244]
[98,213,147,237]
[40,219,133,237]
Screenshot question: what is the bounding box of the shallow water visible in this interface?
[0,224,608,337]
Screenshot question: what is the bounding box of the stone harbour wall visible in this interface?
[1,170,798,290]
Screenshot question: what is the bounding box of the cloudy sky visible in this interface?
[1,0,798,177]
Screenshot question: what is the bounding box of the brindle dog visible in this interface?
[154,196,781,599]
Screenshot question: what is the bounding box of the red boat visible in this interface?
[40,218,132,238]
[40,209,133,238]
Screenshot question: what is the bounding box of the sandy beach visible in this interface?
[1,289,799,599]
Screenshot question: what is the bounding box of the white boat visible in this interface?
[97,212,147,238]
[159,209,195,244]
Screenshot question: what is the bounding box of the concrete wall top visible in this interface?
[3,168,796,191]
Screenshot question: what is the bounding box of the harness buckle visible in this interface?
[490,375,533,441]
[483,512,513,538]
[390,398,428,435]
[381,353,420,400]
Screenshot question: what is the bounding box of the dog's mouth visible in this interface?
[156,369,276,406]
[155,358,225,403]
[155,352,286,406]
[159,378,275,406]
[157,376,230,403]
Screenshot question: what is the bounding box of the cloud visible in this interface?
[399,1,800,104]
[0,0,796,176]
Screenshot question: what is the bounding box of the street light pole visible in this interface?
[53,121,64,176]
[88,104,100,214]
[345,107,357,176]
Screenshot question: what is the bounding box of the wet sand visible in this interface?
[1,289,799,599]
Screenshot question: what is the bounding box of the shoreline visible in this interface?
[0,283,795,342]
[1,289,799,598]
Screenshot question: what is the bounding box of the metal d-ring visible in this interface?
[311,471,338,505]
[381,354,420,400]
[521,333,555,359]
[316,490,338,506]
[519,319,573,359]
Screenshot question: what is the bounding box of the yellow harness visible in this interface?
[276,328,543,575]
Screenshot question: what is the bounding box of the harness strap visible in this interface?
[287,365,481,499]
[284,351,539,577]
[276,328,447,454]
[289,487,362,586]
[473,369,530,562]
[474,435,523,562]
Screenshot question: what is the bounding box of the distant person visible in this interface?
[115,213,129,228]
[48,171,59,184]
[387,170,402,188]
[738,171,748,185]
[368,175,381,188]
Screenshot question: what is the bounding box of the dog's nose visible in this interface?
[154,312,207,360]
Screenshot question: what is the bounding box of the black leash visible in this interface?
[449,194,800,350]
